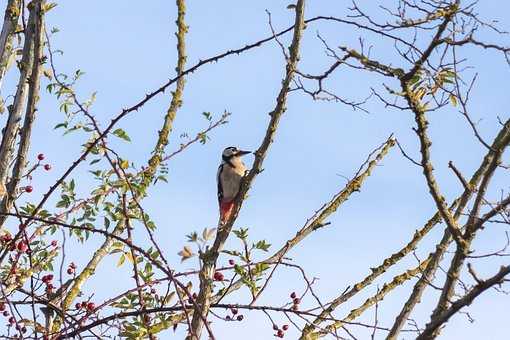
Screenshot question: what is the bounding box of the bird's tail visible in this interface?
[219,200,235,224]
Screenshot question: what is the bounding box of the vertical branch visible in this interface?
[399,8,467,249]
[0,0,36,206]
[143,0,187,189]
[187,1,306,338]
[0,0,20,90]
[60,0,188,316]
[0,0,44,225]
[122,193,155,340]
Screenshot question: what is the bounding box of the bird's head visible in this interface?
[222,146,251,162]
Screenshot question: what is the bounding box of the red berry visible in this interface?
[8,316,15,324]
[67,268,74,275]
[0,302,5,311]
[1,234,12,243]
[81,301,87,308]
[292,304,298,311]
[236,314,243,321]
[213,271,224,281]
[25,186,33,193]
[51,240,57,247]
[282,324,289,331]
[44,164,52,171]
[293,297,300,305]
[3,310,9,316]
[19,224,26,230]
[70,262,76,269]
[150,288,156,294]
[290,292,297,299]
[273,324,279,331]
[17,241,27,253]
[75,303,81,309]
[277,329,284,338]
[87,302,95,311]
[192,293,197,299]
[226,315,231,320]
[228,259,235,266]
[231,308,238,315]
[37,153,45,161]
[42,274,54,283]
[47,283,54,290]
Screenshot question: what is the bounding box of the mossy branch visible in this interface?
[186,1,306,338]
[60,0,188,318]
[215,137,395,310]
[0,0,20,90]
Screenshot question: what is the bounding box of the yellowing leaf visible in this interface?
[43,2,58,13]
[177,246,194,262]
[125,251,134,264]
[202,228,216,241]
[164,291,176,304]
[449,94,458,107]
[120,159,129,169]
[42,68,53,80]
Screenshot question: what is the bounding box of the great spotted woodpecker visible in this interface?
[217,146,251,224]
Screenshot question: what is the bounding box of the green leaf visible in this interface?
[254,240,271,252]
[104,217,110,229]
[113,128,131,142]
[120,159,129,169]
[233,228,248,240]
[117,254,126,267]
[54,122,67,130]
[202,111,212,121]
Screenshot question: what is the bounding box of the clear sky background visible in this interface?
[2,1,510,339]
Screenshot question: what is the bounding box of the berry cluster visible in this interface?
[75,301,96,312]
[290,291,300,310]
[38,153,52,171]
[24,153,52,194]
[225,307,243,321]
[42,274,55,294]
[67,262,77,275]
[273,323,290,338]
[1,302,26,333]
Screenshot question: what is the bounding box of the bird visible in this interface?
[217,146,251,224]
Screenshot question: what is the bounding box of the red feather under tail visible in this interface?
[220,200,235,224]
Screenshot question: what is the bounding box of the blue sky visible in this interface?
[2,1,510,339]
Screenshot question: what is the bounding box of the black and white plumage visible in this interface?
[217,146,251,223]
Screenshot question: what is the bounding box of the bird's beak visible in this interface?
[237,150,251,156]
